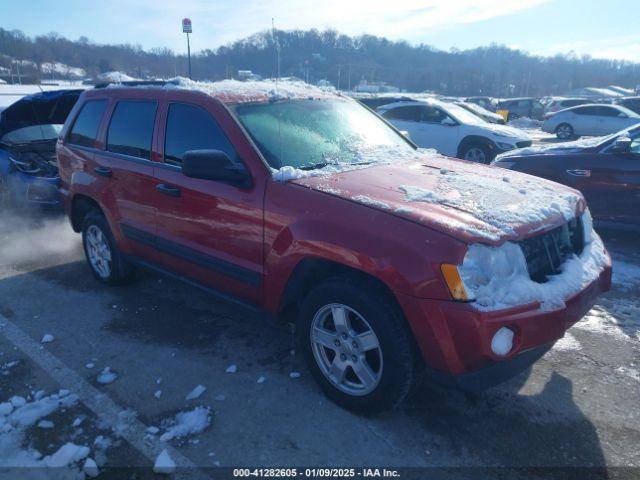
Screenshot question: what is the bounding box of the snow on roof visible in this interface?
[105,77,339,104]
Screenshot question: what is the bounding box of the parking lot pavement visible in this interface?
[0,214,639,477]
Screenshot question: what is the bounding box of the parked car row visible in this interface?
[53,79,611,413]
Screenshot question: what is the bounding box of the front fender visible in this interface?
[263,183,464,313]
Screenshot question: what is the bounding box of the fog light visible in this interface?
[491,327,514,356]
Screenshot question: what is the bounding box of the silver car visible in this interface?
[543,104,640,139]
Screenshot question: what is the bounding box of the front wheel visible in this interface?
[297,276,417,414]
[555,123,574,140]
[461,143,492,164]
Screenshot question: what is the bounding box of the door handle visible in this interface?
[94,166,113,178]
[155,184,181,197]
[566,169,591,177]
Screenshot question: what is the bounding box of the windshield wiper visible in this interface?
[299,162,329,171]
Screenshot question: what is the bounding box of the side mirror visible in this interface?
[182,149,251,186]
[611,136,631,153]
[441,117,457,127]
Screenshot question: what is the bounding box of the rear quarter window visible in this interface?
[67,100,108,148]
[106,100,158,160]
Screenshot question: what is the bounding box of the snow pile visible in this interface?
[459,233,609,311]
[501,136,606,157]
[185,384,206,401]
[159,407,211,442]
[97,71,138,82]
[0,390,90,475]
[96,367,118,384]
[154,449,176,474]
[507,117,542,129]
[351,195,390,210]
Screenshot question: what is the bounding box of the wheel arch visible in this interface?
[70,194,104,232]
[457,135,496,158]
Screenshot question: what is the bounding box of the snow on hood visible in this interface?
[496,136,606,159]
[481,123,530,139]
[290,150,584,244]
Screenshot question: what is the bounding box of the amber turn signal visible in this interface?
[441,264,469,301]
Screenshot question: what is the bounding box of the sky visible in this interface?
[2,0,637,61]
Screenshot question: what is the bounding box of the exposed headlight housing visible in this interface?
[581,208,593,245]
[442,242,528,302]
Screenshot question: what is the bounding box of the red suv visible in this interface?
[57,79,612,413]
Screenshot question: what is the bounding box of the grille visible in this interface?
[516,140,533,148]
[518,218,584,283]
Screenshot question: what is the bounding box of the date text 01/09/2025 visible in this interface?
[232,468,401,478]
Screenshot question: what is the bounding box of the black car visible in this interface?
[616,96,640,115]
[492,126,640,230]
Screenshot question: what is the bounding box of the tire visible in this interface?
[555,123,574,140]
[81,210,134,285]
[297,275,417,414]
[460,143,492,164]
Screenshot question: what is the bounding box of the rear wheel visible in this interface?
[555,123,574,140]
[298,276,416,414]
[461,143,492,164]
[82,211,134,285]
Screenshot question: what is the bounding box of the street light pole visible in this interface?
[187,32,192,80]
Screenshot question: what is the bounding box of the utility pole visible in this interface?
[182,18,193,79]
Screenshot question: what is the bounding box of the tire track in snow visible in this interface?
[0,313,210,479]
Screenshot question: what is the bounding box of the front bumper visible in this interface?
[396,262,612,389]
[3,172,62,210]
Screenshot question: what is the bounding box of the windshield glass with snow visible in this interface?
[232,99,414,170]
[443,102,487,125]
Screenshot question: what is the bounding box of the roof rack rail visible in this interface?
[94,80,176,89]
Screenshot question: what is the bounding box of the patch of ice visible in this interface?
[257,376,266,384]
[185,384,206,401]
[44,442,90,468]
[159,407,211,442]
[351,195,390,210]
[214,394,226,402]
[85,363,95,369]
[72,417,83,427]
[552,332,582,352]
[154,390,162,399]
[612,259,640,291]
[225,365,237,374]
[290,372,301,379]
[37,420,54,429]
[96,367,118,384]
[84,457,99,477]
[147,426,160,434]
[41,334,54,343]
[154,449,176,474]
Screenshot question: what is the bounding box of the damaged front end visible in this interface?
[0,140,61,208]
[0,89,82,210]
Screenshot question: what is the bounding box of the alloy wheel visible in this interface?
[310,303,383,396]
[85,225,112,279]
[464,147,487,163]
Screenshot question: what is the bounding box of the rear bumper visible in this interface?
[396,262,612,387]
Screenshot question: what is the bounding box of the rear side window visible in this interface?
[107,100,157,159]
[164,103,239,167]
[382,106,421,122]
[68,100,107,147]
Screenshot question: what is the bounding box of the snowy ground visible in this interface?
[0,212,638,478]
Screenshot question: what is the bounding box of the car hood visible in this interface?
[0,89,82,140]
[290,152,584,245]
[494,136,605,160]
[478,123,530,139]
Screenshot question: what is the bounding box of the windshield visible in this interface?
[232,98,415,170]
[617,105,640,118]
[0,124,62,144]
[442,102,487,125]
